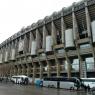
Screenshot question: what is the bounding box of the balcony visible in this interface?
[36,68,40,74]
[47,55,55,60]
[30,68,33,74]
[27,68,33,74]
[77,38,89,44]
[21,58,26,64]
[43,67,48,74]
[16,54,25,59]
[33,57,38,62]
[39,54,46,61]
[80,48,92,55]
[16,59,21,64]
[60,65,66,73]
[54,44,64,49]
[37,49,44,53]
[26,56,32,63]
[51,66,57,73]
[67,50,77,57]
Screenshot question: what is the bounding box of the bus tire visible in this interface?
[70,87,74,90]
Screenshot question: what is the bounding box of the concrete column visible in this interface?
[42,25,48,49]
[36,29,41,49]
[79,59,87,78]
[65,52,71,78]
[24,34,28,54]
[11,42,13,60]
[0,66,2,77]
[13,65,16,75]
[67,61,72,78]
[72,5,85,78]
[17,65,22,75]
[7,64,11,77]
[51,21,57,45]
[29,32,34,53]
[26,65,31,76]
[0,48,3,63]
[2,47,5,63]
[85,1,91,38]
[1,66,3,77]
[15,39,18,56]
[9,63,13,76]
[0,66,1,77]
[3,66,5,76]
[72,6,79,40]
[61,12,66,44]
[84,1,95,62]
[12,65,15,75]
[40,63,43,79]
[4,45,8,62]
[47,63,51,77]
[54,50,60,77]
[8,43,11,61]
[32,64,36,83]
[21,64,26,75]
[45,60,51,78]
[56,61,60,77]
[10,64,14,76]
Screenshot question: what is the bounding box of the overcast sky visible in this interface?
[0,0,81,44]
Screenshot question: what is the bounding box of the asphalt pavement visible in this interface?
[0,82,93,95]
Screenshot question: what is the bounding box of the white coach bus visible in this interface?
[81,78,95,89]
[43,77,81,90]
[11,75,32,84]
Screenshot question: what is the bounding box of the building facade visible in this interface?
[0,0,95,81]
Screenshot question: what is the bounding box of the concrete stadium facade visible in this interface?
[0,0,95,81]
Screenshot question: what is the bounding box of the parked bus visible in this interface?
[43,77,81,90]
[81,78,95,89]
[11,75,32,84]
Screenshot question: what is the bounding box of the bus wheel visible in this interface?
[70,87,74,90]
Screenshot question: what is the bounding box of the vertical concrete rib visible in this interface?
[47,60,51,78]
[26,64,31,76]
[51,19,60,77]
[39,62,43,79]
[8,43,11,61]
[84,1,95,60]
[42,25,48,49]
[61,10,65,44]
[54,51,60,77]
[31,58,35,82]
[29,32,34,53]
[80,59,87,78]
[61,10,71,78]
[37,53,43,79]
[36,28,43,79]
[72,4,87,78]
[65,52,72,78]
[72,5,81,78]
[51,20,57,45]
[84,1,91,38]
[36,29,41,49]
[15,39,18,56]
[72,6,79,40]
[24,34,27,54]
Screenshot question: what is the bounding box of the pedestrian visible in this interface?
[87,84,90,92]
[24,78,28,85]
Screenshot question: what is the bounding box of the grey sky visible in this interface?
[0,0,80,44]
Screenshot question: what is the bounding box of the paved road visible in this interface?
[0,83,93,95]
